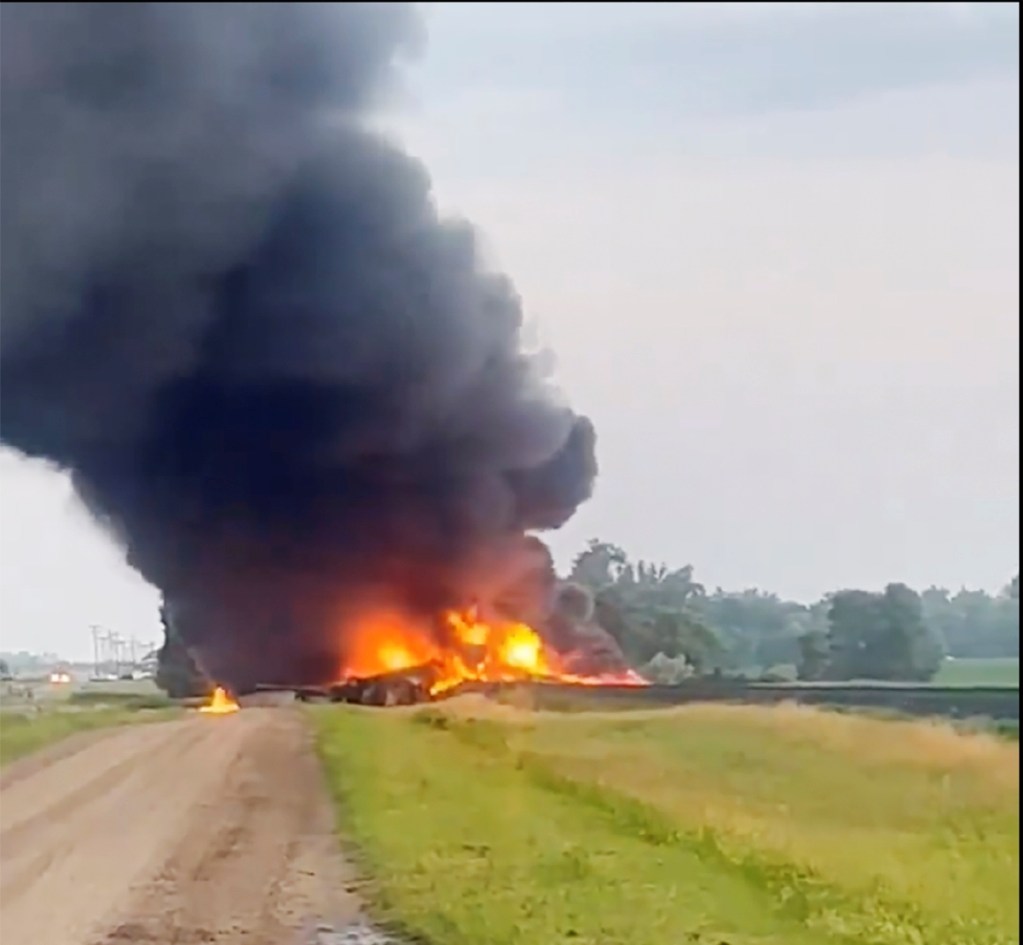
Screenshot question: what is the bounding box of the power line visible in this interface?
[90,626,158,679]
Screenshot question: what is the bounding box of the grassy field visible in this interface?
[2,709,148,766]
[934,657,1019,688]
[0,683,178,773]
[758,657,1019,688]
[313,697,1019,945]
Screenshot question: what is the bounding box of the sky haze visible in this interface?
[1,2,1017,659]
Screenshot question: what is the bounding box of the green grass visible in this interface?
[934,657,1019,688]
[0,677,166,710]
[0,706,177,767]
[312,699,1019,945]
[66,689,173,709]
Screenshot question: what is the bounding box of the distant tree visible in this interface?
[823,589,884,679]
[155,602,209,699]
[796,630,830,681]
[567,539,1011,680]
[920,580,1019,659]
[0,657,10,678]
[571,540,722,673]
[997,576,1020,656]
[878,583,944,681]
[802,584,944,682]
[625,560,706,609]
[569,540,628,590]
[668,612,723,674]
[694,588,825,672]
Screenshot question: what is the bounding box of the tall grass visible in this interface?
[313,698,1018,945]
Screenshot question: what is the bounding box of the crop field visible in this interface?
[313,697,1019,945]
[934,657,1019,688]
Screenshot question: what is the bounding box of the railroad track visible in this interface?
[250,677,1019,720]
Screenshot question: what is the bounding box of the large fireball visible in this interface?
[339,606,645,697]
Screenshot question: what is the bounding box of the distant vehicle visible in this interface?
[48,669,72,684]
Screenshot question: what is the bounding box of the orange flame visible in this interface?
[199,685,240,715]
[339,606,648,697]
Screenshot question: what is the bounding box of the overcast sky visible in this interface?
[1,2,1018,660]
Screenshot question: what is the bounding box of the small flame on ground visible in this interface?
[340,607,649,696]
[199,686,240,715]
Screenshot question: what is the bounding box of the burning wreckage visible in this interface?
[177,546,649,708]
[1,2,649,703]
[251,589,648,707]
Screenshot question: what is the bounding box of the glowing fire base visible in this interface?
[329,606,649,705]
[268,662,647,708]
[199,686,241,715]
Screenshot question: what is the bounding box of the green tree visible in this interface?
[877,583,943,681]
[572,540,722,673]
[674,613,724,674]
[569,539,628,590]
[804,584,943,682]
[920,581,1019,658]
[694,588,825,672]
[996,576,1020,656]
[796,630,830,681]
[567,539,1007,681]
[646,609,723,673]
[824,589,882,679]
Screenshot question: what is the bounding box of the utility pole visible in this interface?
[90,625,102,679]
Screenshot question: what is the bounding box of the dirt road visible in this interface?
[0,709,363,945]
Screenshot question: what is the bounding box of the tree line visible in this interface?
[154,540,1018,693]
[567,540,1019,683]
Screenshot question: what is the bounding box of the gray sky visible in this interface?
[1,2,1018,659]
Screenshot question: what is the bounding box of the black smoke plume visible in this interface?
[1,3,599,688]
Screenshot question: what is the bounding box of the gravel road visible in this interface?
[0,709,366,945]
